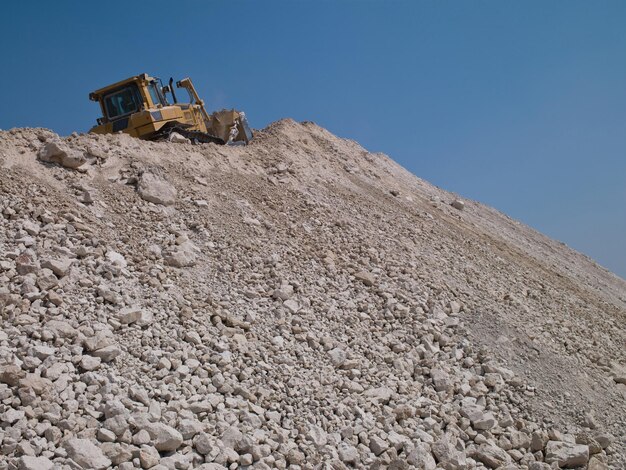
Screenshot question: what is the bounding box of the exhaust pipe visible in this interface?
[169,77,178,104]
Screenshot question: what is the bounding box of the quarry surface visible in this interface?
[0,120,625,469]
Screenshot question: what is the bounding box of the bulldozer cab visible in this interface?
[88,73,252,145]
[91,75,158,124]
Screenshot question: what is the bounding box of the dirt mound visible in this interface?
[0,122,624,469]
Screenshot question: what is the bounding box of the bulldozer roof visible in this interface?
[89,73,155,101]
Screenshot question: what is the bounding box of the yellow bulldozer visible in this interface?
[88,73,252,145]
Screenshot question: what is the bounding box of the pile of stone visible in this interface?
[0,123,624,469]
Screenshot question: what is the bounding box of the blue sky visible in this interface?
[2,1,625,278]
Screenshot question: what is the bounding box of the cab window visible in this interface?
[147,82,164,107]
[104,85,141,119]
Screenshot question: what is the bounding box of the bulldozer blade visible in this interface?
[206,109,253,145]
[237,112,253,145]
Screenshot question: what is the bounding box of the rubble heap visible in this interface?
[0,120,624,469]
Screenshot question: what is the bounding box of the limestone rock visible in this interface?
[0,364,25,386]
[407,442,436,470]
[63,438,112,469]
[3,408,25,424]
[106,250,127,268]
[80,355,101,371]
[139,445,160,468]
[17,456,54,470]
[451,199,465,210]
[41,257,72,277]
[307,425,328,448]
[354,270,376,286]
[38,141,86,169]
[337,442,359,463]
[283,298,300,313]
[431,368,453,393]
[117,307,143,324]
[531,430,549,451]
[37,268,59,290]
[193,432,214,455]
[328,347,347,367]
[163,240,199,267]
[369,435,389,456]
[16,253,37,275]
[146,422,183,452]
[431,437,466,470]
[179,418,203,440]
[83,330,114,352]
[19,374,52,395]
[461,403,497,430]
[45,319,78,338]
[92,344,122,362]
[545,440,589,468]
[588,456,609,470]
[592,432,614,450]
[472,444,511,468]
[137,172,177,206]
[168,132,191,144]
[273,284,294,300]
[364,386,393,404]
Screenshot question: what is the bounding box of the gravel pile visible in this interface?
[0,121,624,469]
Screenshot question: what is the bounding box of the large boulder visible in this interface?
[193,432,215,455]
[337,442,359,464]
[407,442,437,470]
[41,257,73,277]
[19,373,53,395]
[164,240,199,268]
[91,344,122,362]
[545,440,589,468]
[117,307,143,325]
[38,141,85,169]
[145,422,183,451]
[461,403,497,430]
[472,444,511,468]
[364,386,393,405]
[17,456,54,470]
[0,364,25,386]
[354,270,376,286]
[450,199,465,210]
[16,253,38,275]
[431,437,466,469]
[63,438,111,469]
[168,131,191,144]
[137,172,177,206]
[431,368,454,393]
[45,319,78,339]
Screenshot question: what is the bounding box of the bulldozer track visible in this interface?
[162,126,225,145]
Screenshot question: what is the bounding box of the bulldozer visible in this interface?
[88,73,252,145]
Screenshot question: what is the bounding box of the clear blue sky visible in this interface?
[2,1,625,278]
